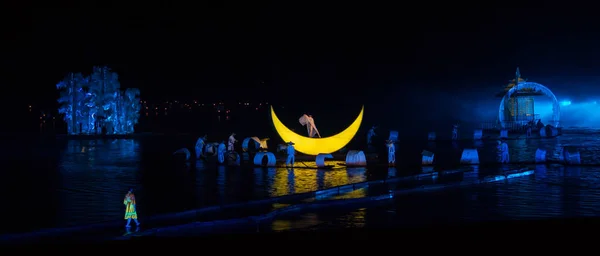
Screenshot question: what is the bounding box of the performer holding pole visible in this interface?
[286,141,296,167]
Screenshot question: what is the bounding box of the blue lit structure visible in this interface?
[56,66,141,135]
[496,68,560,129]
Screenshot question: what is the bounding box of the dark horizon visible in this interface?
[5,8,600,132]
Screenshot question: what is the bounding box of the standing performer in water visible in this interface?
[228,133,237,152]
[286,141,295,167]
[124,188,140,227]
[497,139,510,163]
[386,140,396,166]
[299,114,321,138]
[367,126,377,145]
[195,135,207,159]
[218,141,227,164]
[452,124,459,140]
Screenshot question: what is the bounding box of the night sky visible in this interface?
[4,7,600,129]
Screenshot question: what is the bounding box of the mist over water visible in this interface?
[537,100,600,128]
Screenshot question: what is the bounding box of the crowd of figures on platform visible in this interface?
[56,66,142,135]
[174,133,297,167]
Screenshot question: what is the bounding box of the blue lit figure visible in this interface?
[367,126,377,145]
[386,140,396,166]
[195,135,207,159]
[228,133,237,152]
[218,141,227,164]
[497,140,509,163]
[285,141,295,167]
[452,124,459,140]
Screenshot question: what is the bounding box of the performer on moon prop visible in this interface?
[299,114,321,138]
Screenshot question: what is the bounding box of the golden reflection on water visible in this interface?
[268,166,368,231]
[269,166,367,197]
[323,170,348,188]
[294,169,318,193]
[271,213,321,231]
[271,206,368,231]
[331,188,367,200]
[341,208,366,228]
[347,168,367,183]
[272,203,291,210]
[271,168,293,197]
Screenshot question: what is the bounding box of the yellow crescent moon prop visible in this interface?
[271,105,364,156]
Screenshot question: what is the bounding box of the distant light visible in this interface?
[560,101,571,106]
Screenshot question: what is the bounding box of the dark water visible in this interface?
[0,136,371,235]
[1,130,600,235]
[272,164,600,230]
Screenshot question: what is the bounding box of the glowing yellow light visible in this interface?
[270,105,364,156]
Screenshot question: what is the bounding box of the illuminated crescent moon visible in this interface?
[270,106,364,156]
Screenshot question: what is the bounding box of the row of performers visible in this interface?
[192,133,298,165]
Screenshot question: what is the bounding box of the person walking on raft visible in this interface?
[124,188,140,227]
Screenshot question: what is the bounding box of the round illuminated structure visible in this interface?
[498,82,560,128]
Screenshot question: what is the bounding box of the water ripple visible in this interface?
[2,130,600,234]
[279,165,600,230]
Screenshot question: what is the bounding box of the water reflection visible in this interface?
[288,169,297,194]
[268,167,367,197]
[323,170,346,189]
[217,165,226,203]
[417,132,600,167]
[427,142,436,150]
[123,226,140,236]
[253,168,264,186]
[331,188,367,200]
[387,167,397,178]
[317,170,325,188]
[347,168,367,184]
[0,138,375,234]
[193,160,207,171]
[510,139,527,163]
[422,166,434,173]
[57,139,141,227]
[535,165,547,180]
[15,130,600,234]
[287,165,600,230]
[271,213,322,231]
[565,166,581,178]
[339,208,366,228]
